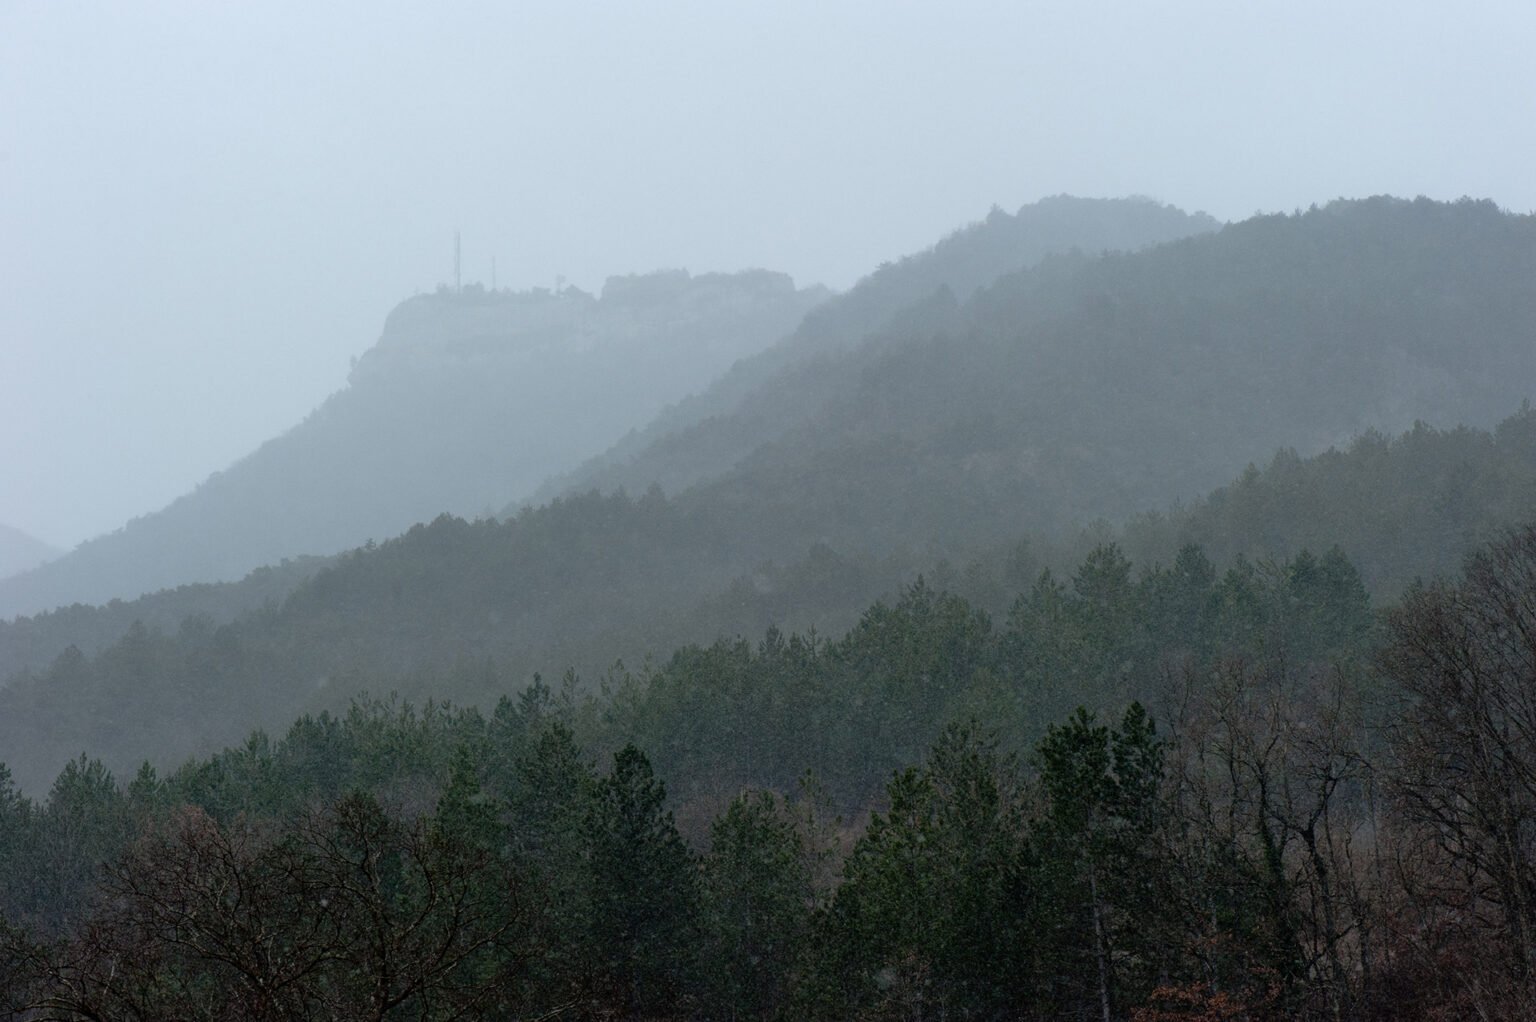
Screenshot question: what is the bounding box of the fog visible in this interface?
[3,0,1534,549]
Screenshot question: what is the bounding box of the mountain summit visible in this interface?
[0,270,826,618]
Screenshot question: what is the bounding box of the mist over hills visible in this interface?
[0,526,60,582]
[563,197,1536,555]
[0,271,826,619]
[4,195,1536,794]
[0,197,1213,623]
[539,195,1221,501]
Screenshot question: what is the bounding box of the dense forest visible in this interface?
[3,525,1535,1018]
[4,195,1536,1018]
[2,406,1533,795]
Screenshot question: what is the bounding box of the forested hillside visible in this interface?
[568,198,1536,554]
[539,195,1220,500]
[0,271,825,619]
[1123,405,1536,596]
[0,556,326,683]
[6,523,1535,1018]
[4,198,1536,795]
[3,405,1534,796]
[6,197,1536,1018]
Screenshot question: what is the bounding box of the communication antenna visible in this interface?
[492,256,497,291]
[454,230,462,293]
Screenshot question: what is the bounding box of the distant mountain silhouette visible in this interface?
[0,526,60,582]
[0,271,827,618]
[558,197,1536,559]
[537,195,1220,501]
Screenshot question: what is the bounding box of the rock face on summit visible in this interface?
[0,270,827,618]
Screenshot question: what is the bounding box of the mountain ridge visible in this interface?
[0,270,827,619]
[5,196,1536,793]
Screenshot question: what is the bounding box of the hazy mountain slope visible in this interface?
[0,555,327,682]
[1121,406,1536,597]
[7,196,1536,791]
[0,271,826,619]
[618,198,1536,559]
[536,196,1220,500]
[0,526,60,581]
[5,407,1536,794]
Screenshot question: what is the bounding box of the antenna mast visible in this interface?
[454,230,462,294]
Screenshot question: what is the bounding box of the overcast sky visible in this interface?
[3,0,1534,549]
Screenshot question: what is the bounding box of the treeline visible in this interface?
[3,525,1486,1014]
[0,503,1369,801]
[9,405,1536,796]
[1123,404,1536,596]
[612,542,1372,810]
[0,554,327,682]
[3,526,1535,1016]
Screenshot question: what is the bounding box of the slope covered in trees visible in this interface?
[5,194,1536,1018]
[0,271,826,619]
[1123,404,1536,596]
[5,197,1536,792]
[7,399,1534,797]
[566,198,1536,557]
[538,195,1220,501]
[8,524,1536,1018]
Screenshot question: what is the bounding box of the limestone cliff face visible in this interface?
[0,269,827,618]
[352,270,811,385]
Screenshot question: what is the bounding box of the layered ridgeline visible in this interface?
[537,195,1222,499]
[0,197,1222,663]
[5,198,1536,793]
[1,197,1220,621]
[552,197,1536,555]
[0,271,827,619]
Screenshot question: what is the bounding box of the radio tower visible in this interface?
[454,230,462,294]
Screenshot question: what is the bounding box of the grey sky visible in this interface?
[3,0,1534,549]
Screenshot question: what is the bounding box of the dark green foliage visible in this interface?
[582,745,700,1017]
[699,790,815,1020]
[622,545,1375,810]
[1030,705,1172,1017]
[813,723,1030,1020]
[27,757,131,935]
[504,719,598,1008]
[0,502,1527,1021]
[0,765,36,927]
[832,579,998,790]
